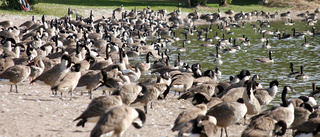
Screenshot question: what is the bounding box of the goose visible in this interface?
[277,33,291,40]
[162,73,194,99]
[178,114,218,137]
[258,33,267,43]
[178,83,217,101]
[138,52,152,71]
[225,10,234,15]
[252,85,295,127]
[90,44,113,70]
[206,98,247,137]
[242,117,287,137]
[291,118,320,136]
[254,80,279,106]
[0,20,12,29]
[243,80,261,119]
[288,62,299,78]
[51,63,82,100]
[74,95,123,127]
[177,40,186,52]
[0,55,14,72]
[172,104,208,132]
[262,39,271,49]
[295,66,309,81]
[111,82,146,105]
[192,69,218,85]
[131,82,167,113]
[280,11,290,18]
[0,64,31,93]
[31,54,72,94]
[253,50,274,63]
[291,102,313,127]
[301,37,310,47]
[174,53,183,68]
[28,57,45,82]
[181,32,191,44]
[123,62,141,82]
[90,105,146,137]
[74,70,103,99]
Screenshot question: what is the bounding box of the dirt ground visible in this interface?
[0,6,315,137]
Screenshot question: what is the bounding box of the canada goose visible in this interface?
[206,98,247,137]
[90,44,113,70]
[209,45,221,58]
[243,80,261,120]
[178,83,217,101]
[74,70,103,99]
[19,15,35,29]
[252,85,295,127]
[90,105,146,137]
[112,83,146,105]
[0,20,12,29]
[0,56,14,72]
[225,10,234,15]
[301,37,310,47]
[74,95,123,127]
[123,62,141,82]
[280,11,290,18]
[291,102,313,127]
[172,104,208,132]
[277,33,291,40]
[192,69,218,85]
[262,39,271,49]
[131,82,167,113]
[137,52,152,71]
[51,63,82,100]
[254,80,279,106]
[177,40,186,52]
[178,114,218,137]
[31,54,72,93]
[295,66,309,81]
[28,57,45,81]
[291,118,320,136]
[288,63,299,78]
[242,117,287,137]
[258,33,267,43]
[0,64,31,93]
[253,50,274,63]
[162,73,194,99]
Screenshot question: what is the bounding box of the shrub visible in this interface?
[1,0,41,10]
[190,0,207,7]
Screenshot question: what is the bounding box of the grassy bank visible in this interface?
[0,0,289,17]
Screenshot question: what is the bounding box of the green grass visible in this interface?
[0,0,289,17]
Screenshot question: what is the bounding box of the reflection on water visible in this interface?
[129,20,320,107]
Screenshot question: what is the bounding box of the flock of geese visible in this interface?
[0,4,320,137]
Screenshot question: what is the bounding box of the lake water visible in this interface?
[129,19,320,107]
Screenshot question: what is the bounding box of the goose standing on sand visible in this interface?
[131,81,168,113]
[206,98,247,137]
[74,95,123,127]
[51,63,82,100]
[178,114,218,137]
[295,65,309,81]
[242,117,287,137]
[253,50,274,63]
[31,54,72,94]
[90,105,146,137]
[0,64,31,93]
[171,104,208,132]
[162,73,194,99]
